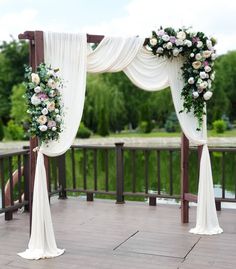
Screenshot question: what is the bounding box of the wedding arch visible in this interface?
[18,30,222,260]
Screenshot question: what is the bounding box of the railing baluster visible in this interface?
[144,150,149,194]
[58,154,67,199]
[17,155,22,203]
[94,149,97,191]
[115,143,124,204]
[71,148,76,189]
[0,159,5,209]
[23,153,30,211]
[157,150,161,195]
[83,148,87,190]
[132,149,136,193]
[5,157,14,220]
[105,149,109,192]
[222,152,225,199]
[169,150,173,196]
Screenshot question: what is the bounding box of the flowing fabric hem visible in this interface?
[189,227,223,235]
[18,248,65,260]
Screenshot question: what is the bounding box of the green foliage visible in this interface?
[0,118,4,141]
[165,112,180,133]
[0,39,28,122]
[5,120,24,140]
[10,83,28,124]
[213,119,226,133]
[139,121,153,133]
[76,122,91,138]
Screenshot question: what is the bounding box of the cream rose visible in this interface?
[37,115,47,125]
[150,37,158,46]
[157,47,164,54]
[34,86,41,93]
[203,50,212,58]
[195,53,202,60]
[47,101,55,112]
[200,72,207,79]
[177,31,186,40]
[47,79,57,89]
[197,41,203,48]
[166,42,173,50]
[31,73,40,85]
[203,91,213,100]
[192,61,202,69]
[184,40,192,47]
[175,39,184,46]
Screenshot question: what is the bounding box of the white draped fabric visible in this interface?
[19,32,222,260]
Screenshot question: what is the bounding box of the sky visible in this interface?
[0,0,236,54]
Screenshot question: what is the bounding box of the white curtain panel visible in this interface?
[19,32,222,260]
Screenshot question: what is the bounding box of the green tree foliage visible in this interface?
[0,118,4,141]
[209,51,236,123]
[10,83,28,124]
[0,39,28,123]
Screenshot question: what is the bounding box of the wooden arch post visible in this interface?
[19,31,192,225]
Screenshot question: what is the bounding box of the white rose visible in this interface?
[162,34,170,42]
[188,77,195,84]
[197,41,203,48]
[166,42,173,50]
[206,40,213,50]
[203,50,212,58]
[41,108,48,115]
[31,94,41,106]
[184,40,192,47]
[52,127,57,131]
[177,31,186,40]
[47,78,57,89]
[175,39,184,46]
[157,47,164,54]
[200,72,207,79]
[204,66,212,73]
[195,53,202,60]
[34,86,41,93]
[192,91,199,99]
[190,53,195,58]
[150,37,158,46]
[55,114,62,122]
[39,125,48,132]
[173,48,179,57]
[162,43,167,48]
[55,108,59,114]
[37,115,47,125]
[211,53,217,60]
[31,73,40,85]
[203,91,213,100]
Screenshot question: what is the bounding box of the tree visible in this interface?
[0,39,28,123]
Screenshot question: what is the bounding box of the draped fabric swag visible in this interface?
[18,32,222,260]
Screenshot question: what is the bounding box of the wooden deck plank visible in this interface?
[0,198,236,269]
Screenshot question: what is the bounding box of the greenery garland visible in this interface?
[24,63,63,144]
[147,27,217,130]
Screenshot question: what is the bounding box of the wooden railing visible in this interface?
[1,144,236,221]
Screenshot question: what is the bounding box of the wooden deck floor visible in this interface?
[0,198,236,269]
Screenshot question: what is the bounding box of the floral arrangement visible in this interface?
[147,27,217,130]
[24,63,63,144]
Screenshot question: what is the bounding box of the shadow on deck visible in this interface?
[0,198,236,269]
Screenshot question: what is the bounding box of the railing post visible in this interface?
[115,143,125,204]
[23,152,30,212]
[58,154,67,199]
[181,133,189,223]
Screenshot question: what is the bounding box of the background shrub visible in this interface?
[76,122,92,138]
[213,119,227,133]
